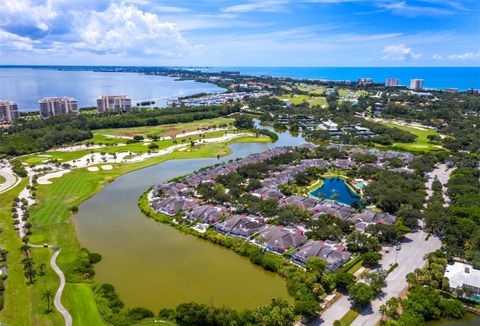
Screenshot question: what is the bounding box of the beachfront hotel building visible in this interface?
[357,78,373,86]
[39,97,78,119]
[96,95,132,113]
[385,78,400,87]
[409,79,424,91]
[0,100,20,123]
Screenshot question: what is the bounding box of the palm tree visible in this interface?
[23,259,36,284]
[42,289,54,312]
[39,263,47,276]
[19,244,30,258]
[22,257,34,268]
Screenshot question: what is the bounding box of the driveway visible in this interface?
[425,164,453,206]
[309,230,441,325]
[351,231,441,326]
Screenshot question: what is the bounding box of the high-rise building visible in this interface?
[385,78,399,87]
[97,95,132,113]
[357,78,373,86]
[0,100,20,123]
[409,79,424,91]
[39,97,78,119]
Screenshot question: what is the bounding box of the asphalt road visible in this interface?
[351,230,441,326]
[310,230,441,325]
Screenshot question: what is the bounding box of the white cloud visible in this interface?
[0,30,36,51]
[0,0,57,32]
[0,1,199,58]
[148,5,190,13]
[72,3,197,57]
[378,1,455,16]
[381,44,422,61]
[303,0,363,3]
[447,51,480,61]
[222,0,289,13]
[432,53,442,60]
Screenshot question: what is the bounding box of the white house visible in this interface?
[444,262,480,297]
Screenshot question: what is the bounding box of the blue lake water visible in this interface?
[310,177,362,207]
[0,68,224,111]
[202,66,480,90]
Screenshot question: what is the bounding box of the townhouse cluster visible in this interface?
[148,144,416,271]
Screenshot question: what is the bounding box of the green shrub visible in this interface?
[88,252,102,264]
[127,307,154,320]
[362,252,382,267]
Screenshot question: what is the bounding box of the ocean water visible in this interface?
[0,68,224,112]
[203,67,480,90]
[1,66,478,112]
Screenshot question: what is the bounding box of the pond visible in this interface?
[74,126,306,310]
[309,177,362,207]
[427,313,480,325]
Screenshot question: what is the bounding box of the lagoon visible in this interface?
[310,177,362,207]
[74,126,306,310]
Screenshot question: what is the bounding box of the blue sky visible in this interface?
[0,0,479,66]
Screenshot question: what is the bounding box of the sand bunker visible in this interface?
[87,167,99,172]
[37,170,71,184]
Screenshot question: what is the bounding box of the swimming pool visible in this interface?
[355,183,365,190]
[310,177,363,207]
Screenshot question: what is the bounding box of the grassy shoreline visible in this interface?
[0,137,270,326]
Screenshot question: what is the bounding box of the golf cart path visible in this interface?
[30,244,72,326]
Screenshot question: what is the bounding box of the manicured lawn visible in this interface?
[0,179,32,326]
[63,283,104,326]
[347,259,364,275]
[0,175,5,184]
[0,180,64,326]
[20,150,93,166]
[19,130,254,167]
[337,309,360,326]
[30,248,65,326]
[18,137,268,325]
[296,84,327,95]
[275,94,327,107]
[380,122,444,152]
[306,179,323,193]
[95,117,234,138]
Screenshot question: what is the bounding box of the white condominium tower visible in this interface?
[0,100,20,123]
[409,79,424,91]
[39,97,78,119]
[97,95,132,113]
[385,78,399,87]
